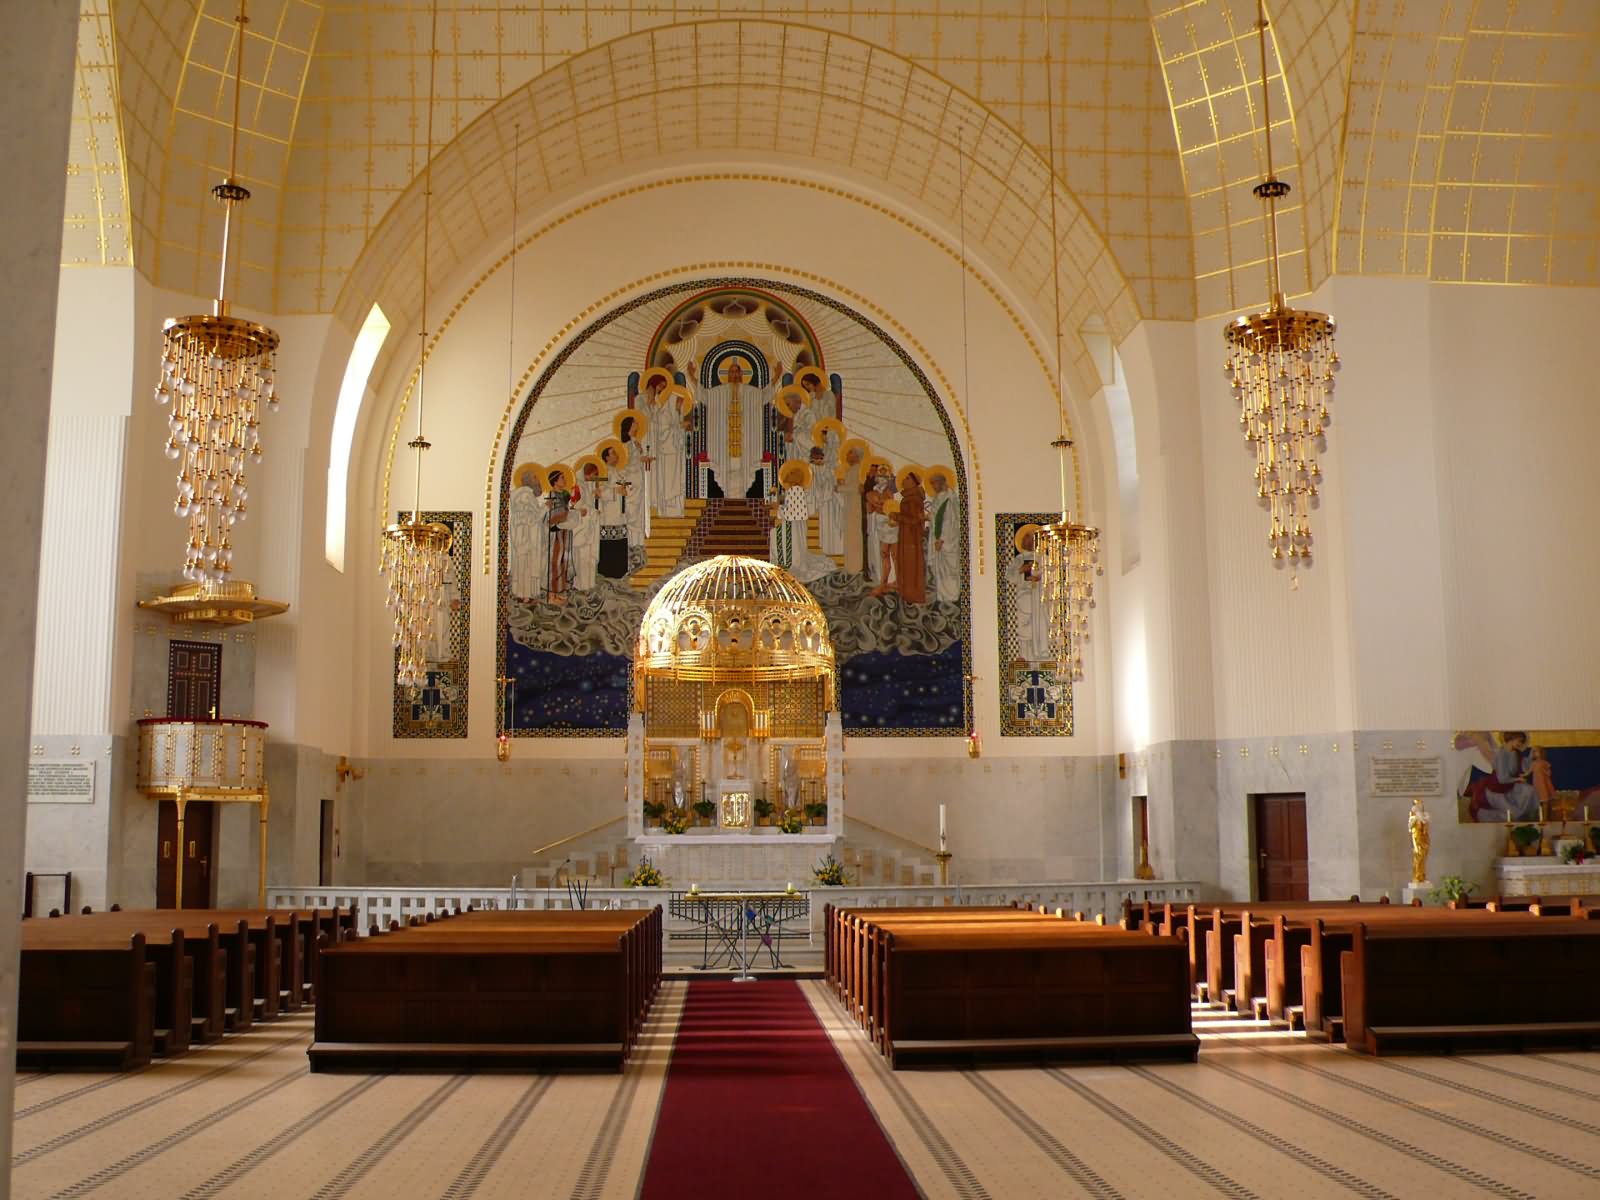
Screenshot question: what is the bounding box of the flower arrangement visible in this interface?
[625,858,666,888]
[813,854,849,886]
[660,809,689,835]
[777,810,805,834]
[1561,842,1588,866]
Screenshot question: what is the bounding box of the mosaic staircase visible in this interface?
[672,499,772,568]
[630,498,708,590]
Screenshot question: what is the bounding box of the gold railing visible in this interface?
[845,814,940,859]
[529,815,626,861]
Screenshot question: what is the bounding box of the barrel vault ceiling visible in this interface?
[59,0,1600,347]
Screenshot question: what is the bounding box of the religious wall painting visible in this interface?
[497,279,971,736]
[995,512,1073,737]
[392,510,471,738]
[1451,730,1600,824]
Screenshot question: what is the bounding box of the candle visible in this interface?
[939,803,947,850]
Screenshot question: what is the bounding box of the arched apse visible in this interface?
[495,277,973,737]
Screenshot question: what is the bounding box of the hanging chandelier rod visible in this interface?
[1040,0,1073,521]
[214,1,250,316]
[408,0,440,524]
[1254,0,1286,308]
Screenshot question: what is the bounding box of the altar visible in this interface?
[625,555,844,884]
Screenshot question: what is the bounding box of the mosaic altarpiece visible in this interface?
[995,511,1073,737]
[392,510,472,738]
[496,279,971,737]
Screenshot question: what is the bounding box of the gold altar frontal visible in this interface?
[635,556,834,829]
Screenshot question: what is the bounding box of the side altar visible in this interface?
[625,555,843,885]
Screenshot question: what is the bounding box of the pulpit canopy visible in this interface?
[635,555,835,696]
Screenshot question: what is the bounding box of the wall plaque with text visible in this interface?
[1369,755,1443,798]
[27,760,96,804]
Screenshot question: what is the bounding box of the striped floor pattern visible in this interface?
[10,984,1600,1198]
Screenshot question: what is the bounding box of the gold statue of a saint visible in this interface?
[1407,797,1431,885]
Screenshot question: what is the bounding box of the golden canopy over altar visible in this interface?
[627,556,843,872]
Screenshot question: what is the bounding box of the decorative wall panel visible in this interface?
[392,510,471,739]
[995,511,1072,738]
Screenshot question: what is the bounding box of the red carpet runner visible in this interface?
[641,980,919,1199]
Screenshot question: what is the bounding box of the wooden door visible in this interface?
[168,640,221,719]
[319,798,335,887]
[1133,795,1151,874]
[1254,793,1309,901]
[156,800,216,909]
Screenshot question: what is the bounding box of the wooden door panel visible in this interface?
[167,641,221,720]
[1255,794,1309,901]
[156,800,216,909]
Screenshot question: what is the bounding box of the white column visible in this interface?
[0,0,81,1187]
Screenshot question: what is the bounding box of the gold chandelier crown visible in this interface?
[635,555,835,686]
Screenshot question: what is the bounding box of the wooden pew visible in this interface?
[39,913,233,1043]
[1341,920,1600,1054]
[18,924,181,1066]
[309,907,661,1071]
[829,908,1195,1067]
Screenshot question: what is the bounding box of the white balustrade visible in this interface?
[268,879,1205,940]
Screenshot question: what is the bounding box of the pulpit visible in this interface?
[136,717,270,904]
[627,555,843,881]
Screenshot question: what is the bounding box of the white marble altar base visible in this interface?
[634,833,839,888]
[1495,857,1600,897]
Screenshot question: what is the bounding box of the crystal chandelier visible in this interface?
[1035,1,1101,684]
[379,0,452,690]
[154,0,278,587]
[1038,439,1101,685]
[1224,0,1338,574]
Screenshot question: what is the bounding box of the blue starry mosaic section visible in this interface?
[840,640,965,731]
[505,640,631,731]
[392,510,471,739]
[995,511,1073,737]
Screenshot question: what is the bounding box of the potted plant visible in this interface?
[754,796,775,826]
[660,809,688,835]
[1510,824,1542,856]
[813,854,849,886]
[643,799,665,827]
[1429,875,1476,906]
[804,800,828,827]
[1588,825,1600,854]
[624,857,666,888]
[777,809,804,834]
[692,797,717,827]
[1560,842,1588,866]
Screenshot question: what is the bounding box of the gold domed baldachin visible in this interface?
[635,555,835,696]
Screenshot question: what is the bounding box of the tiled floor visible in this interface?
[11,983,1600,1199]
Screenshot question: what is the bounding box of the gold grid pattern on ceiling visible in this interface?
[101,0,1190,327]
[342,19,1143,409]
[64,2,134,267]
[1149,0,1324,317]
[1337,0,1600,287]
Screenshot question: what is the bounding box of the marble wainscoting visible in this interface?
[1117,729,1512,904]
[337,752,1119,891]
[22,735,124,913]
